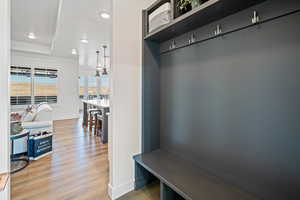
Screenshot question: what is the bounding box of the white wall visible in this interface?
[11,51,79,120]
[108,0,155,199]
[0,0,10,199]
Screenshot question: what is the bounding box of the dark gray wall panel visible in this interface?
[142,10,161,153]
[160,12,300,199]
[143,39,161,153]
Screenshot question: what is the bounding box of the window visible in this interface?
[79,76,85,99]
[10,66,58,105]
[88,76,97,99]
[10,67,32,105]
[34,68,58,104]
[100,75,109,95]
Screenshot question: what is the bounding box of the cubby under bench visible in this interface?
[134,150,258,200]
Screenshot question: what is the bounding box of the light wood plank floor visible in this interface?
[11,118,159,200]
[11,119,109,200]
[118,182,160,200]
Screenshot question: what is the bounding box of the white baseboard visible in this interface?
[108,180,135,200]
[29,151,52,161]
[54,113,80,121]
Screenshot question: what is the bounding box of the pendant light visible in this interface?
[102,45,108,75]
[95,50,101,77]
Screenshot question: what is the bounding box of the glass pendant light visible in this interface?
[102,45,108,75]
[95,50,101,77]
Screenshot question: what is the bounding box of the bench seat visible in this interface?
[134,150,258,200]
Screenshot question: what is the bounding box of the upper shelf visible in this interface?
[145,0,265,42]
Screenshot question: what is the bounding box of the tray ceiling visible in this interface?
[11,0,111,69]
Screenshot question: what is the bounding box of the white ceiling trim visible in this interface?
[11,50,79,64]
[50,0,63,52]
[11,40,51,55]
[11,0,111,62]
[12,0,63,56]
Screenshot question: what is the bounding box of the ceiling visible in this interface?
[11,0,111,70]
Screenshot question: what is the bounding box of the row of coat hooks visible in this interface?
[165,10,261,53]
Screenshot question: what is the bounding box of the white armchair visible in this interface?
[35,103,53,121]
[21,103,53,135]
[11,103,54,157]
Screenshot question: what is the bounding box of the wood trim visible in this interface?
[0,173,9,191]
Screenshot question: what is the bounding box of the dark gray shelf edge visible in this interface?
[133,151,193,200]
[160,8,300,55]
[144,0,265,42]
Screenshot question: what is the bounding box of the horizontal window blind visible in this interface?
[10,66,32,105]
[79,76,84,99]
[100,75,110,95]
[34,68,58,104]
[88,76,97,100]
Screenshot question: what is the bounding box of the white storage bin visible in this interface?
[149,2,171,33]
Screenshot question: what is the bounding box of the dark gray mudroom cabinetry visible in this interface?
[134,0,300,199]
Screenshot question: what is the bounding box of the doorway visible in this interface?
[9,0,112,199]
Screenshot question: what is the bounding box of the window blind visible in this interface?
[34,68,58,104]
[100,75,110,95]
[88,76,97,99]
[10,66,32,105]
[79,76,85,99]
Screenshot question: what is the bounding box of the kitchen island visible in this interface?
[82,99,110,143]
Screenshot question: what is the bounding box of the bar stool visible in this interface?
[94,112,103,136]
[88,109,101,134]
[84,104,93,126]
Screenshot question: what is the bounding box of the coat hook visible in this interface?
[169,40,176,50]
[172,40,176,49]
[188,33,196,44]
[252,10,260,24]
[214,25,222,36]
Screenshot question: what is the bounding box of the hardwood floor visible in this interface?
[11,119,109,200]
[11,118,160,200]
[118,182,160,200]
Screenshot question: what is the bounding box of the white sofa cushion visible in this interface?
[22,121,52,129]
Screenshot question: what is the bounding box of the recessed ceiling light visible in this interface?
[72,49,77,55]
[80,38,89,44]
[100,12,110,19]
[28,32,36,39]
